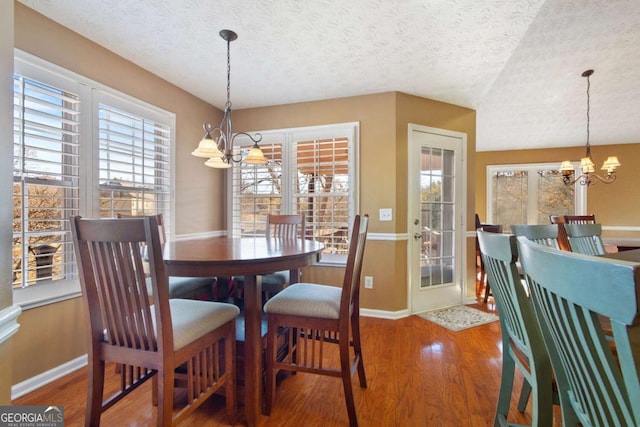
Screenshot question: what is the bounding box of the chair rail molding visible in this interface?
[0,305,22,345]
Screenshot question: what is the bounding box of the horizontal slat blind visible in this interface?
[232,142,283,236]
[13,76,80,288]
[98,104,171,222]
[231,125,356,263]
[294,137,351,255]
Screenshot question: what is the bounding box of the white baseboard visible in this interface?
[12,354,87,400]
[361,307,410,319]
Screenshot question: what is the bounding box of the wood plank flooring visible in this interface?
[13,302,560,426]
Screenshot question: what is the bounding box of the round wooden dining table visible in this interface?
[162,236,324,427]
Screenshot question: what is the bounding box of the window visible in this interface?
[487,163,586,231]
[230,123,358,264]
[12,51,174,299]
[97,102,171,222]
[13,75,80,288]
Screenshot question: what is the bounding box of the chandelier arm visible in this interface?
[590,172,617,184]
[563,171,616,186]
[232,131,263,145]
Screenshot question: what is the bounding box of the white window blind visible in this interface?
[98,103,171,221]
[13,51,175,302]
[12,75,80,288]
[230,123,358,264]
[487,163,586,231]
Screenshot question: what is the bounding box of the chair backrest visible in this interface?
[477,231,548,364]
[548,215,564,225]
[340,215,369,326]
[548,215,572,251]
[70,216,172,358]
[564,223,606,256]
[517,237,640,426]
[117,213,166,243]
[510,224,562,250]
[564,214,596,224]
[266,214,305,239]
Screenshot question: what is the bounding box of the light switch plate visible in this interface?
[379,208,392,221]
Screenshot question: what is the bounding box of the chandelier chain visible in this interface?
[226,37,232,109]
[585,72,590,147]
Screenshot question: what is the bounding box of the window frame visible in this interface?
[227,122,359,266]
[486,162,587,226]
[13,50,175,308]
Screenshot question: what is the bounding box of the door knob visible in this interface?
[414,233,423,240]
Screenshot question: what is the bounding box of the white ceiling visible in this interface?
[18,0,640,151]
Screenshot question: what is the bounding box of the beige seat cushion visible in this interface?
[263,283,341,319]
[168,299,239,350]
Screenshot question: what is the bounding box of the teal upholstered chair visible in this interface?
[517,237,640,426]
[564,223,606,256]
[510,224,562,250]
[477,230,554,426]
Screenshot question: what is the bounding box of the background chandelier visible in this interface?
[192,29,267,169]
[560,69,620,186]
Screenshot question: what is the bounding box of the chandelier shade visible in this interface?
[561,69,620,186]
[193,29,267,169]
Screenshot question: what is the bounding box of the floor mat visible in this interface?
[418,305,499,331]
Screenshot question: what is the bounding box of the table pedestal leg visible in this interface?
[243,274,262,427]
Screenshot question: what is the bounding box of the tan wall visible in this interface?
[475,143,640,236]
[395,93,477,299]
[235,92,477,309]
[1,0,15,405]
[12,3,224,385]
[12,299,86,384]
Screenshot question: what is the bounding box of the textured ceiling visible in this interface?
[17,0,640,151]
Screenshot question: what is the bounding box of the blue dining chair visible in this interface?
[563,223,606,256]
[517,237,640,426]
[477,230,555,426]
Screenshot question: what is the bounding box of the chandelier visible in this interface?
[560,69,620,186]
[192,29,267,169]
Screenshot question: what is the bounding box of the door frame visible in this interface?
[407,124,467,314]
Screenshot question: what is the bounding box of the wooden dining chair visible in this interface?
[117,213,219,301]
[548,215,572,251]
[70,216,239,426]
[477,230,555,426]
[234,214,305,301]
[517,237,640,426]
[563,214,596,224]
[564,223,606,256]
[263,214,369,427]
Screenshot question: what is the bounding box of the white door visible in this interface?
[408,125,465,313]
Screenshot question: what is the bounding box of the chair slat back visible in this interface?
[266,214,305,239]
[564,214,596,224]
[510,224,562,250]
[71,216,171,355]
[517,237,640,426]
[340,215,369,322]
[564,223,606,256]
[477,231,546,360]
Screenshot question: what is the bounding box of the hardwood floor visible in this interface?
[13,301,558,426]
